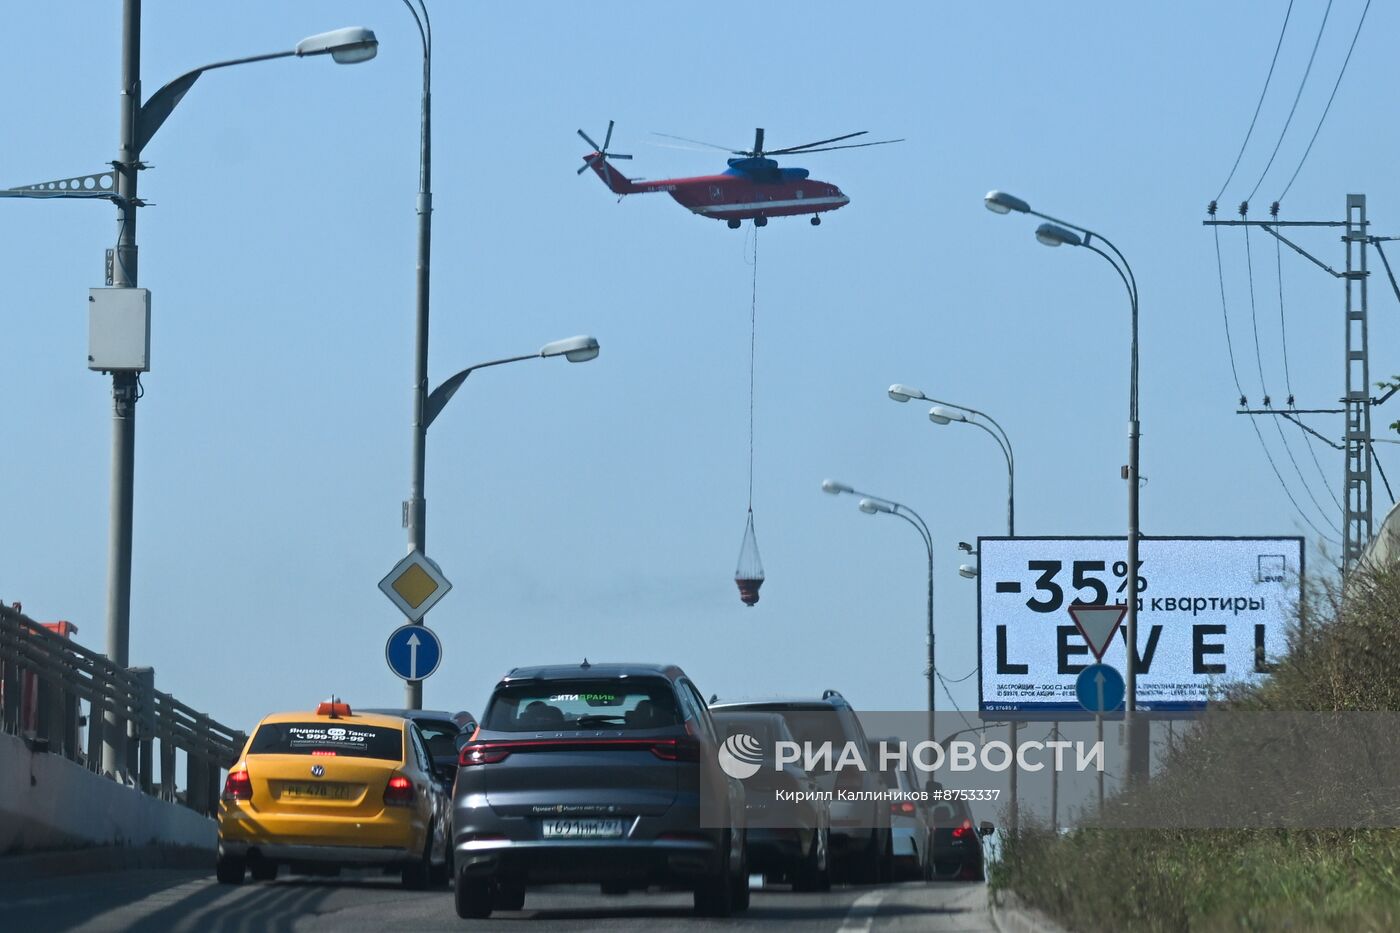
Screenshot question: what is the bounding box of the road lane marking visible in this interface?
[838,889,888,932]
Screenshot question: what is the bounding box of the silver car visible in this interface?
[451,662,749,920]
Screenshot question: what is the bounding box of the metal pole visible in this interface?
[1007,721,1018,833]
[404,11,432,710]
[926,534,935,717]
[104,0,141,777]
[1126,275,1146,785]
[1096,712,1104,815]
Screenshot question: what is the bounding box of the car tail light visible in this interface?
[383,773,416,806]
[650,736,701,762]
[891,801,917,816]
[222,770,252,801]
[459,743,513,767]
[952,818,974,839]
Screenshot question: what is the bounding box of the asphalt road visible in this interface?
[0,871,996,932]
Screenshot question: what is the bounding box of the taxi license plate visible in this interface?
[281,782,351,800]
[541,819,625,839]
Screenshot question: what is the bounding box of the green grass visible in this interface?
[993,565,1400,931]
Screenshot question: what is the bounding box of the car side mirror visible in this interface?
[978,820,995,837]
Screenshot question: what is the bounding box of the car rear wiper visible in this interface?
[572,714,626,727]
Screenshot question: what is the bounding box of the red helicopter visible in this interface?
[577,121,901,228]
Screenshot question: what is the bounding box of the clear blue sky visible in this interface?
[3,1,1395,733]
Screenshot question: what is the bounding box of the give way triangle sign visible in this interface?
[1068,604,1128,661]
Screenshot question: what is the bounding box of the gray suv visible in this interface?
[710,690,893,884]
[451,662,749,919]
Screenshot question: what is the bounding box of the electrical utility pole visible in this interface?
[1204,194,1388,575]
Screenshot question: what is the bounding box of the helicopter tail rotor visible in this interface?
[577,120,634,191]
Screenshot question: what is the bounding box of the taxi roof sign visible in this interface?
[378,550,452,622]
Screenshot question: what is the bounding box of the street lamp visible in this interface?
[822,480,936,714]
[406,335,600,707]
[888,386,1015,537]
[3,8,378,778]
[985,188,1145,785]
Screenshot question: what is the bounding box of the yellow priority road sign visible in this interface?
[378,550,452,622]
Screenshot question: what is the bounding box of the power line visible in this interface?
[1214,0,1295,202]
[1277,0,1372,203]
[1212,225,1247,401]
[1276,234,1344,512]
[1247,414,1339,543]
[1244,226,1341,534]
[1214,219,1338,541]
[1247,0,1334,204]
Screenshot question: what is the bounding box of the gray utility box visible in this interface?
[88,287,151,372]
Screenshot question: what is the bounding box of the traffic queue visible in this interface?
[217,662,992,920]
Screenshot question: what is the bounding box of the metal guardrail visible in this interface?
[0,603,246,818]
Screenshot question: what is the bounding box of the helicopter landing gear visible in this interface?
[727,218,741,229]
[754,216,768,228]
[810,215,821,226]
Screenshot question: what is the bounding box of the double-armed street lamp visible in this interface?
[887,386,1015,537]
[404,335,601,708]
[4,6,379,776]
[821,480,936,715]
[984,188,1146,785]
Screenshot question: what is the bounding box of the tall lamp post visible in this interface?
[404,335,601,708]
[5,6,378,777]
[821,480,935,716]
[401,0,437,710]
[984,189,1146,785]
[887,387,1015,536]
[887,386,1023,827]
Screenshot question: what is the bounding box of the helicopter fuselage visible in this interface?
[586,153,849,224]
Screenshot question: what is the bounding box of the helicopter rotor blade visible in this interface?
[651,131,743,154]
[603,120,614,151]
[752,128,765,156]
[578,129,603,152]
[770,138,905,154]
[766,131,870,155]
[608,153,634,160]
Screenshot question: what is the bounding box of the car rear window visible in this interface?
[248,721,403,760]
[484,679,681,732]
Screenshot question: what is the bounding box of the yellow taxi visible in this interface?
[217,701,451,887]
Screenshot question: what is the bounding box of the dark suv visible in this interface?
[451,662,749,919]
[710,690,892,883]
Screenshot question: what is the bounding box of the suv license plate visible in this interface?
[542,818,625,839]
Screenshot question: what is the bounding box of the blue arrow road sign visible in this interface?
[385,623,442,682]
[1076,663,1125,713]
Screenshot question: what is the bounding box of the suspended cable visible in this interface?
[1245,226,1341,533]
[936,672,974,732]
[1214,0,1295,202]
[1244,226,1269,399]
[1247,0,1334,204]
[942,666,979,684]
[1373,240,1400,308]
[1213,225,1247,401]
[1277,233,1344,512]
[1374,447,1395,504]
[1219,219,1337,540]
[1248,414,1339,543]
[748,228,758,510]
[1277,0,1371,203]
[1274,235,1295,401]
[734,229,764,607]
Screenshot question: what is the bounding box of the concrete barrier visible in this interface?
[0,732,214,858]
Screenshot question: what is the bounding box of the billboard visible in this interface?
[977,536,1304,718]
